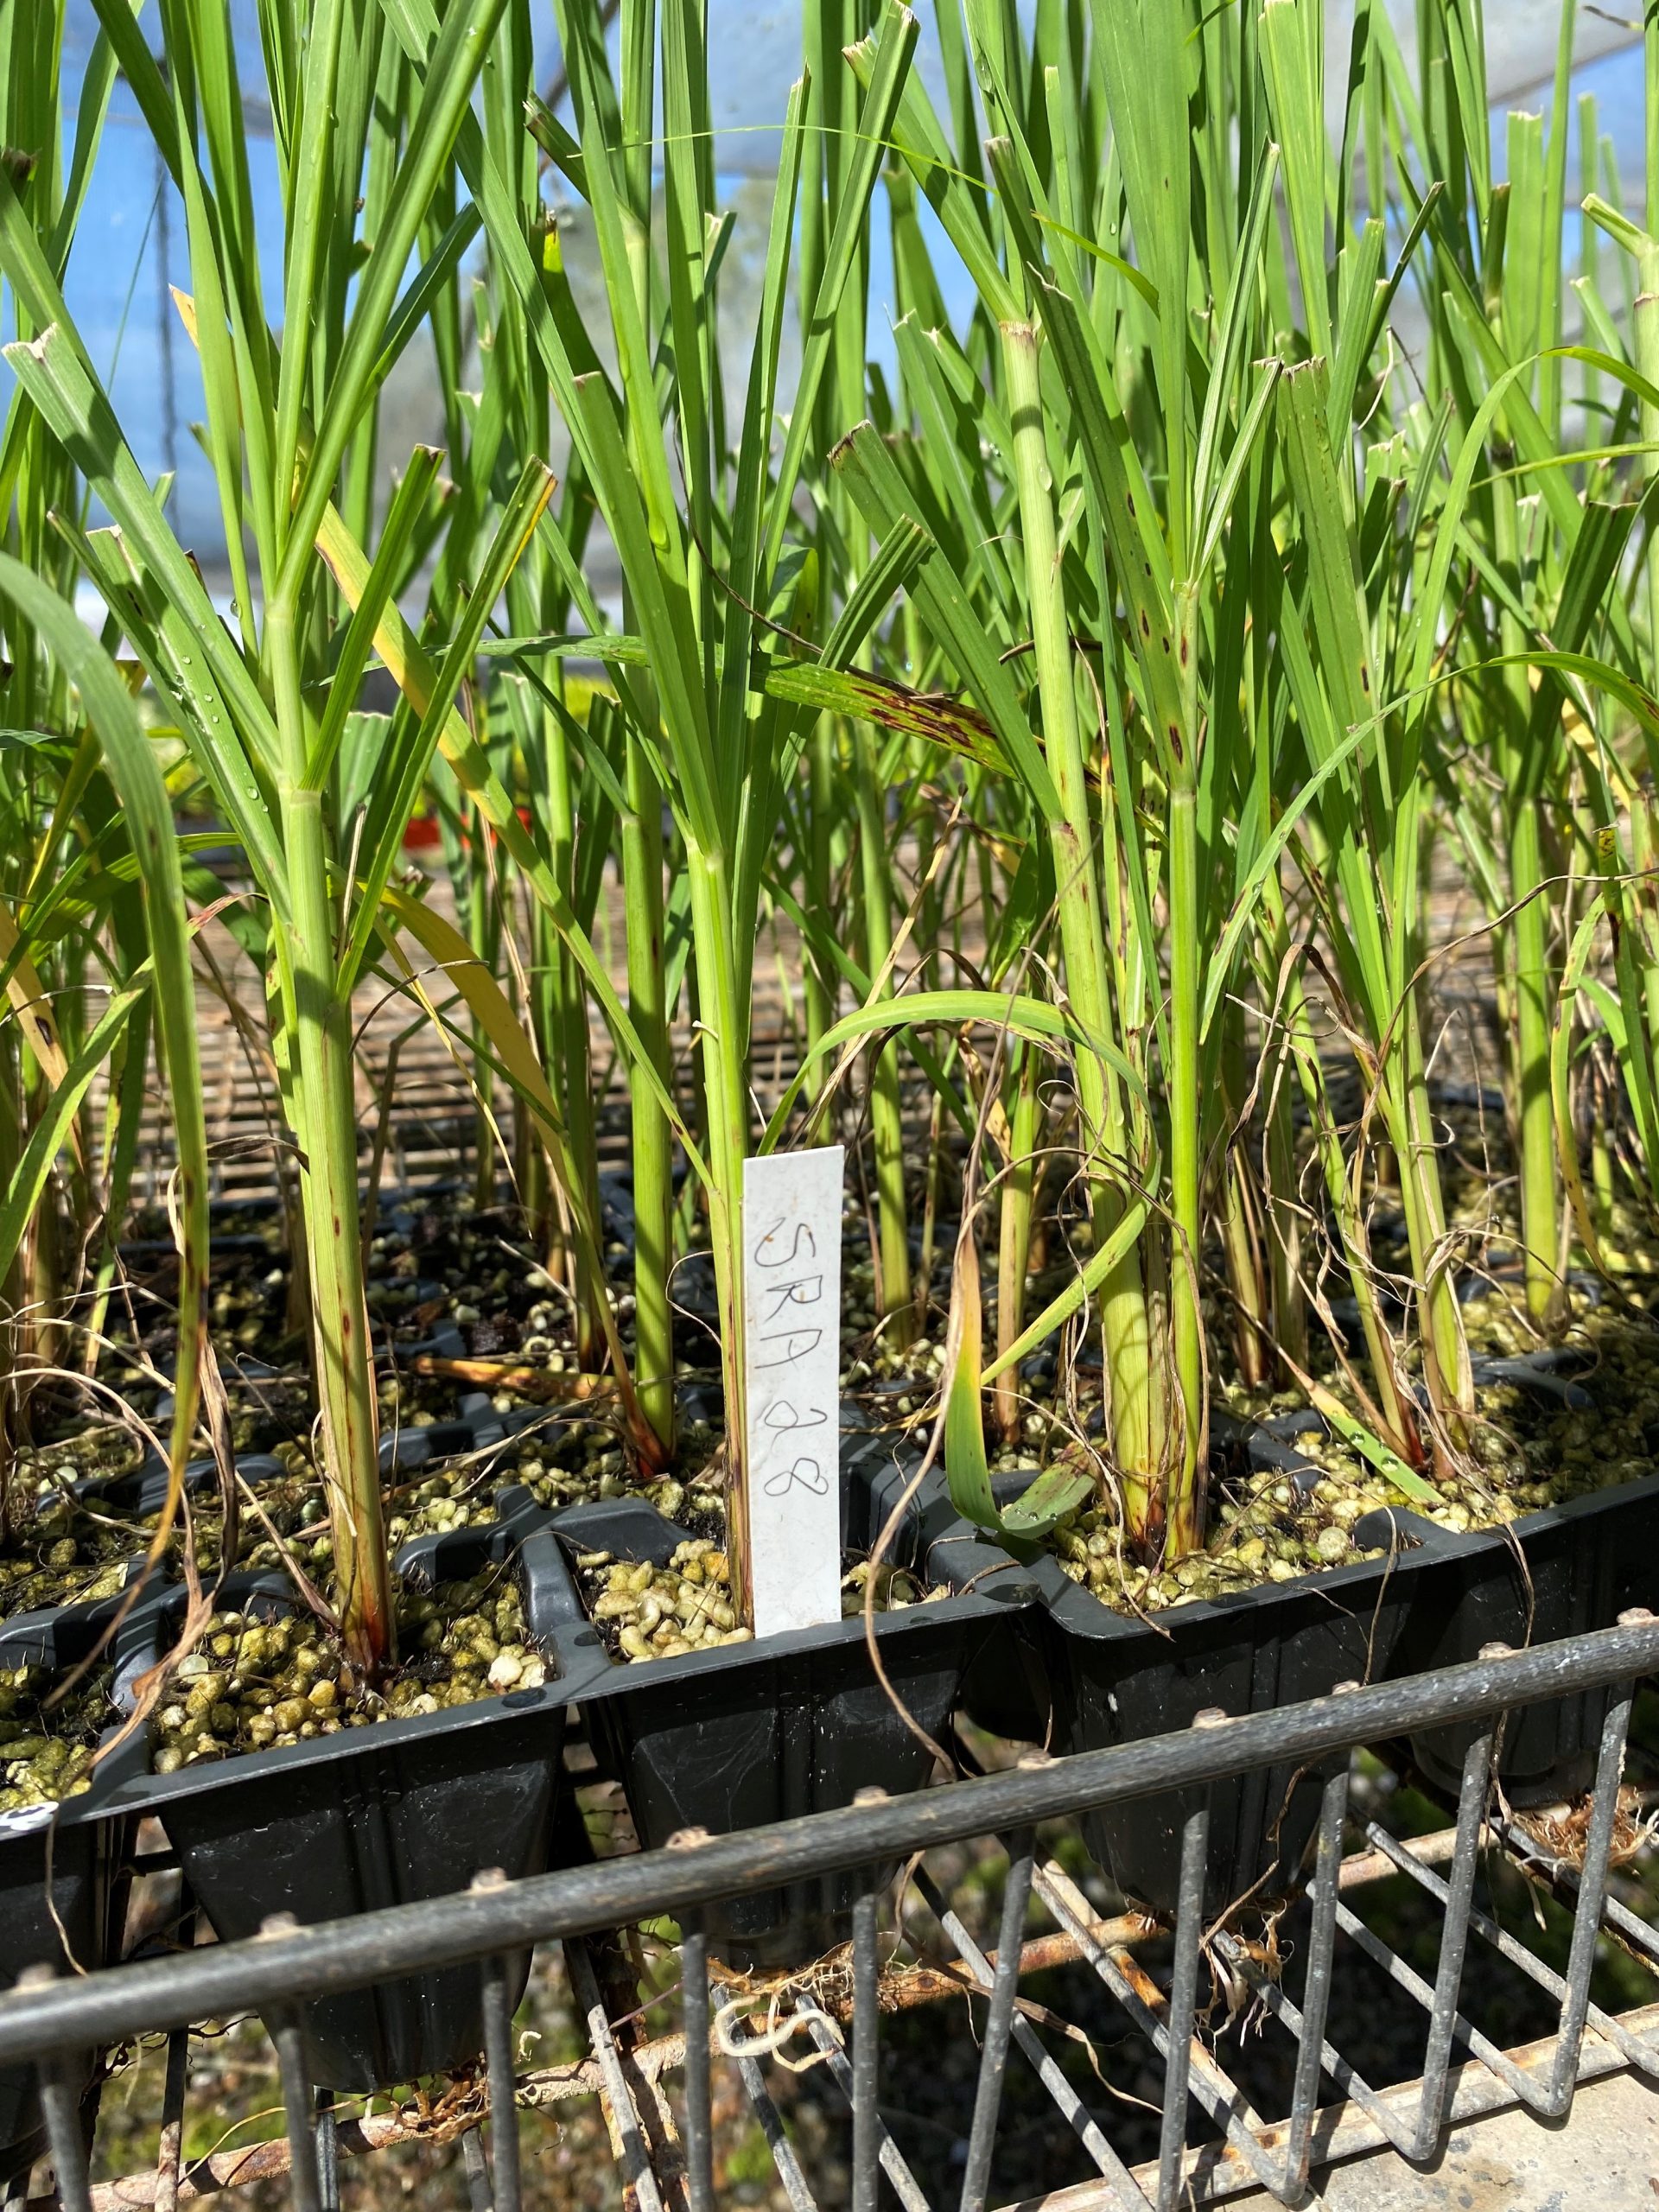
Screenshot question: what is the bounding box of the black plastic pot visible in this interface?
[0,1591,146,2181]
[932,1454,1659,1912]
[527,1432,1029,1968]
[923,1502,1448,1918]
[1394,1472,1659,1805]
[99,1510,583,2094]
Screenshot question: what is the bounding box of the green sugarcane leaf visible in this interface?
[1278,362,1378,751]
[1310,1393,1440,1508]
[844,43,1018,321]
[0,730,79,763]
[1519,498,1637,787]
[0,262,289,892]
[0,554,209,1525]
[1035,276,1191,785]
[1326,216,1385,448]
[337,455,556,996]
[892,317,1019,612]
[833,422,1063,817]
[998,1463,1095,1540]
[315,500,710,1187]
[1260,0,1330,358]
[1192,140,1281,531]
[569,373,718,844]
[306,446,445,792]
[1198,706,1384,1041]
[53,511,288,908]
[762,0,918,586]
[278,0,511,599]
[718,67,809,800]
[762,987,1153,1154]
[822,518,931,667]
[0,982,144,1284]
[981,1197,1152,1382]
[1192,359,1281,585]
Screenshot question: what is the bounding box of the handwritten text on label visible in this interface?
[742,1147,845,1638]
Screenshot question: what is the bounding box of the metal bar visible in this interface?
[1321,1903,1485,2147]
[1141,1999,1659,2211]
[1403,1722,1492,2158]
[461,2128,493,2212]
[797,2010,932,2212]
[39,2052,93,2212]
[481,1955,522,2212]
[1035,1861,1283,2196]
[563,1940,666,2212]
[958,1832,1035,2212]
[1279,1763,1348,2199]
[1358,1820,1659,2085]
[315,2091,338,2212]
[734,2055,818,2212]
[680,1917,715,2212]
[1220,1912,1470,2162]
[1222,1745,1520,2173]
[1544,1683,1635,2110]
[154,2028,189,2212]
[910,1866,1137,2194]
[268,2013,321,2212]
[1156,1809,1210,2212]
[11,1623,1656,2064]
[852,1888,880,2212]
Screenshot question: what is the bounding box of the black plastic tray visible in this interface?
[0,1586,149,2177]
[520,1433,1028,1968]
[1389,1471,1659,1803]
[925,1502,1443,1917]
[928,1456,1659,1914]
[96,1517,584,2094]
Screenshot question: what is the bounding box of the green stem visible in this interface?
[853,723,913,1345]
[620,727,675,1456]
[1001,321,1160,1538]
[685,840,752,1616]
[1166,781,1204,1552]
[1490,470,1560,1329]
[916,1084,945,1331]
[270,602,390,1676]
[994,1043,1040,1442]
[1262,1012,1308,1376]
[466,808,499,1214]
[544,708,602,1368]
[1510,797,1560,1324]
[1387,1026,1473,1447]
[0,1023,20,1541]
[803,710,839,1096]
[1217,998,1269,1394]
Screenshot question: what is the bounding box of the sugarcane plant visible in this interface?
[0,0,578,1671]
[493,0,927,1617]
[10,0,1659,1675]
[793,0,1517,1563]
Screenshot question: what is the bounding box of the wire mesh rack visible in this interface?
[2,1616,1657,2212]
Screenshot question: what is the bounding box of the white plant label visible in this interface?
[742,1145,845,1639]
